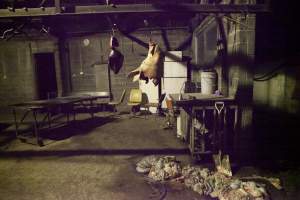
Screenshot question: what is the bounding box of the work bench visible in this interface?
[170,93,239,161]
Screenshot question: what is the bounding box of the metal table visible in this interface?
[10,93,110,146]
[170,93,239,160]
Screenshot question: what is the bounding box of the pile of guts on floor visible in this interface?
[136,155,282,200]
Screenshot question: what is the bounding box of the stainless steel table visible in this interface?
[10,93,110,146]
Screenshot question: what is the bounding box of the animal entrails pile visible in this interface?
[136,156,276,200]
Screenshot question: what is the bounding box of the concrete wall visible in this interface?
[252,0,300,115]
[0,29,190,108]
[0,37,62,106]
[226,11,256,160]
[253,64,300,114]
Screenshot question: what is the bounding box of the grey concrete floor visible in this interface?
[0,113,209,200]
[1,112,299,200]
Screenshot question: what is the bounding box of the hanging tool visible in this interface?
[108,23,124,74]
[215,101,224,150]
[212,101,232,177]
[110,24,119,48]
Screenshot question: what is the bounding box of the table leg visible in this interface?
[13,109,19,138]
[66,104,70,123]
[67,112,69,123]
[201,108,206,153]
[48,109,51,128]
[213,109,217,152]
[73,108,76,121]
[190,108,195,157]
[233,106,239,159]
[20,110,30,123]
[32,110,43,146]
[223,107,227,152]
[90,100,94,118]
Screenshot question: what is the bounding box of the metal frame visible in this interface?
[0,3,270,18]
[190,104,238,160]
[171,95,239,160]
[10,94,109,146]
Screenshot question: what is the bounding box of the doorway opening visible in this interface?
[34,53,58,99]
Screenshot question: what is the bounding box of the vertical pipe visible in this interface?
[32,110,42,146]
[107,63,113,100]
[223,107,227,152]
[233,106,238,158]
[213,109,217,151]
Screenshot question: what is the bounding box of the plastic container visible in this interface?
[200,71,217,94]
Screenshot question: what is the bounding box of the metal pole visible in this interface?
[13,108,19,138]
[107,63,113,100]
[32,110,43,146]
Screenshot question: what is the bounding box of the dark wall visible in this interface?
[252,0,300,165]
[253,0,300,114]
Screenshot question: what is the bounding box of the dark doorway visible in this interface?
[34,53,58,100]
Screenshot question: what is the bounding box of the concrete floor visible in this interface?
[0,113,210,200]
[0,112,299,200]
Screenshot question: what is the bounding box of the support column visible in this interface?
[58,37,72,95]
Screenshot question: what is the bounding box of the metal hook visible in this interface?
[111,23,117,36]
[149,30,153,42]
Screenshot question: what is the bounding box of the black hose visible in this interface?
[253,62,286,81]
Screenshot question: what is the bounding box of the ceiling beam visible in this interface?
[0,3,270,18]
[0,7,56,18]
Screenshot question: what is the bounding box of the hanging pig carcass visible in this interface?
[127,41,164,86]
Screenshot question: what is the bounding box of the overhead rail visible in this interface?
[0,3,270,18]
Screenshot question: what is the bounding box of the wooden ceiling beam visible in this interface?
[0,3,270,18]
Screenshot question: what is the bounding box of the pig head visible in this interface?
[127,42,164,86]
